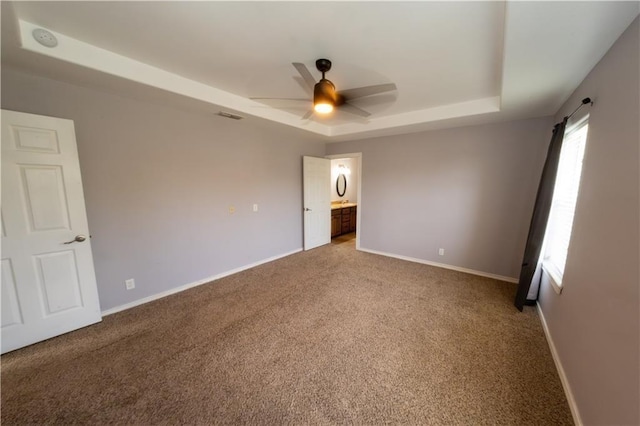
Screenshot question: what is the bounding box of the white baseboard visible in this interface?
[357,247,518,283]
[536,302,582,426]
[101,248,302,316]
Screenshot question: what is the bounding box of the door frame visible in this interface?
[326,152,362,250]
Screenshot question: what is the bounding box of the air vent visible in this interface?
[217,111,243,120]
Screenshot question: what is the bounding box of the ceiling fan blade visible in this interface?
[292,62,317,90]
[250,97,310,101]
[337,83,397,100]
[301,109,314,120]
[338,102,371,118]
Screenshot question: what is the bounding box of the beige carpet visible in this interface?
[1,236,572,425]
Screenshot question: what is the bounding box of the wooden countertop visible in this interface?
[331,202,357,210]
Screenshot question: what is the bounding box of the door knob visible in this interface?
[63,235,87,244]
[304,207,312,211]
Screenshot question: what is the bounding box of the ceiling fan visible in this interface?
[252,59,397,119]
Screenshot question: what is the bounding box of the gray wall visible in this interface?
[1,68,325,311]
[539,17,639,425]
[327,117,552,279]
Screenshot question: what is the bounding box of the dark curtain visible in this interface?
[514,118,567,311]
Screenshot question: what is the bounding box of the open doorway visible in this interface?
[326,153,362,250]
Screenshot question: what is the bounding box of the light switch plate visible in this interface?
[125,278,135,290]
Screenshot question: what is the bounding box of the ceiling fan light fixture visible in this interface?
[313,79,336,114]
[314,102,333,114]
[258,59,396,119]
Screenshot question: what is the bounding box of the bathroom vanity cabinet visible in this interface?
[331,204,356,237]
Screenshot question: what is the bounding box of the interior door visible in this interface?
[303,156,331,250]
[1,109,102,354]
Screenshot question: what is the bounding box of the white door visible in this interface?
[303,156,331,250]
[1,110,102,354]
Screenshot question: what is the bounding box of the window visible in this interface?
[542,115,589,292]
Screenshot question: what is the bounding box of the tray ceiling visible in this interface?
[2,2,638,141]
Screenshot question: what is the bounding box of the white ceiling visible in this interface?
[1,1,638,142]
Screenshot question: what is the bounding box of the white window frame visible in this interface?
[542,115,589,294]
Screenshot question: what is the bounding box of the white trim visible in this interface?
[542,262,563,295]
[357,247,518,283]
[329,97,500,137]
[536,302,583,426]
[101,248,302,316]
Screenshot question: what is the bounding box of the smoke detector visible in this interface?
[32,28,58,48]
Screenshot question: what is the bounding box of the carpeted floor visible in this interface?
[1,236,572,425]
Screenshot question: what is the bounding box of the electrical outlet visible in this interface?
[229,205,235,214]
[438,248,445,256]
[253,204,258,212]
[125,278,135,290]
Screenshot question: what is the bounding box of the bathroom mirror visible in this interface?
[336,174,347,197]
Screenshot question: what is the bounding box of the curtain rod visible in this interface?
[565,97,593,120]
